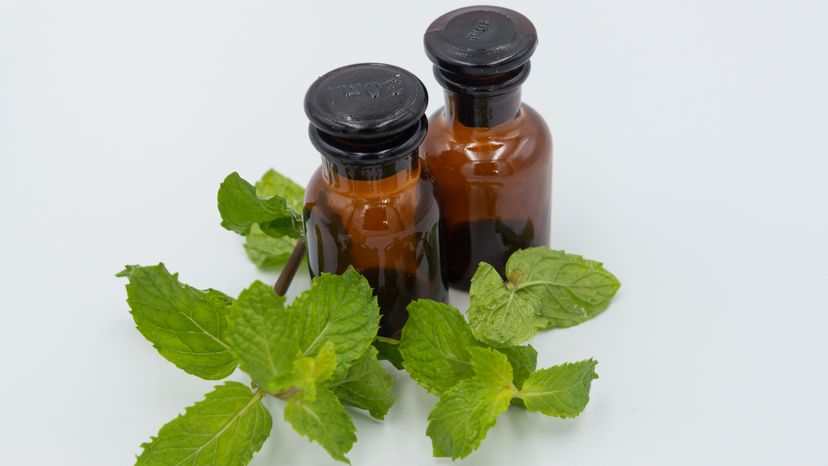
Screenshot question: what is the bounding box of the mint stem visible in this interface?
[273,238,306,296]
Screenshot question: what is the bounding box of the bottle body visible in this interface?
[422,103,552,289]
[304,154,447,338]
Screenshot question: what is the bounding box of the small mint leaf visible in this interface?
[517,359,599,418]
[217,172,303,238]
[331,346,395,420]
[284,386,357,464]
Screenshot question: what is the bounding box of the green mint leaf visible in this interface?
[468,262,547,347]
[217,172,302,238]
[426,347,515,459]
[496,344,538,408]
[497,344,538,390]
[517,359,599,418]
[399,300,477,395]
[508,248,620,328]
[284,386,357,464]
[286,341,338,401]
[373,336,404,370]
[287,267,380,380]
[468,248,621,346]
[244,224,297,268]
[118,264,237,380]
[331,346,394,420]
[136,382,271,466]
[226,280,300,394]
[255,168,305,212]
[241,170,305,268]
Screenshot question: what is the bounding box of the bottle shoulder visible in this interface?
[304,166,439,215]
[423,104,552,169]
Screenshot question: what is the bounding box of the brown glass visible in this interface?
[304,152,447,338]
[422,87,552,290]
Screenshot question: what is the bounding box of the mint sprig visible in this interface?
[218,171,305,268]
[400,299,599,459]
[120,264,393,464]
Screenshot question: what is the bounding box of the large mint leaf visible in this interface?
[468,248,621,346]
[426,347,515,459]
[218,172,302,238]
[508,248,620,328]
[226,280,300,394]
[517,359,599,418]
[331,346,394,420]
[136,382,271,466]
[287,267,380,380]
[399,300,477,395]
[468,262,547,347]
[118,264,237,380]
[284,386,357,464]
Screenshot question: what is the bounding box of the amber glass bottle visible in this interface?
[303,63,448,338]
[422,6,552,290]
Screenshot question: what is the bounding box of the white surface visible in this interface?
[2,1,827,465]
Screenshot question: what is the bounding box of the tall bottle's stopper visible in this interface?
[424,6,538,91]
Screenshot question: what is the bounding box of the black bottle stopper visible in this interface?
[424,6,538,93]
[305,63,429,180]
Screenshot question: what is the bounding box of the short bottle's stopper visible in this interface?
[305,63,428,141]
[304,63,429,178]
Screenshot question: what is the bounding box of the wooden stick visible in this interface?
[273,238,306,296]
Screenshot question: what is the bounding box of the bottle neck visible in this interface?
[322,151,420,195]
[444,87,523,128]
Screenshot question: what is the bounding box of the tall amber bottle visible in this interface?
[303,63,448,338]
[422,6,552,290]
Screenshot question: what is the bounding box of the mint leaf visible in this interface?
[426,347,515,459]
[255,168,304,212]
[244,224,297,268]
[241,170,306,268]
[226,280,306,394]
[136,382,271,466]
[287,267,380,380]
[399,300,477,395]
[285,341,338,401]
[373,336,404,370]
[468,262,547,347]
[509,248,620,328]
[496,344,538,408]
[218,172,303,238]
[117,264,237,380]
[468,248,621,346]
[284,386,357,464]
[497,344,538,390]
[331,346,394,420]
[517,359,599,418]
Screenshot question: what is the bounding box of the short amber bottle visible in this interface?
[421,6,552,290]
[303,63,448,338]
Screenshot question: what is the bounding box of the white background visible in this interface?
[1,1,827,465]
